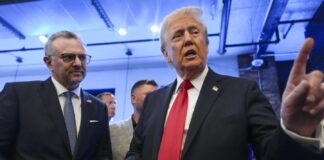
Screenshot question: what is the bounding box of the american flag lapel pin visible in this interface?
[212,86,219,92]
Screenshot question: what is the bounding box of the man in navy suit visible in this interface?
[126,7,324,160]
[0,31,112,160]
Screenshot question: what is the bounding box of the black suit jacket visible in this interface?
[127,68,323,160]
[0,78,112,160]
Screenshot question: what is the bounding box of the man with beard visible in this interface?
[0,31,112,160]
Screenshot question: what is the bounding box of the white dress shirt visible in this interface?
[281,119,324,152]
[165,66,209,149]
[51,77,82,136]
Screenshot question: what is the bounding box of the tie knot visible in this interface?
[64,91,75,99]
[181,80,193,91]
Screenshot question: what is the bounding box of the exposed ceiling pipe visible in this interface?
[0,33,220,53]
[279,18,316,24]
[279,19,316,39]
[91,0,114,31]
[218,0,231,55]
[0,16,25,39]
[257,0,288,55]
[0,23,299,54]
[0,47,42,54]
[226,28,280,47]
[0,0,39,5]
[221,18,313,47]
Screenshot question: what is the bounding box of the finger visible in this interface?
[307,70,324,97]
[288,38,314,83]
[284,80,309,108]
[310,83,324,114]
[308,98,324,116]
[303,71,324,111]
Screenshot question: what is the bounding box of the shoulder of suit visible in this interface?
[4,80,43,90]
[6,80,43,86]
[214,73,255,85]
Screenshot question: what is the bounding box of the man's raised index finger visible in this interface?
[289,38,314,79]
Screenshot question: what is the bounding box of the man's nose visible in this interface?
[73,56,82,66]
[184,31,193,46]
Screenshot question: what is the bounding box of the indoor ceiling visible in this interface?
[0,0,322,74]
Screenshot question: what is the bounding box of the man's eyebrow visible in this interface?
[188,24,200,29]
[170,27,184,34]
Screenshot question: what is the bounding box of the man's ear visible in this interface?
[43,56,53,70]
[162,48,171,63]
[131,94,136,104]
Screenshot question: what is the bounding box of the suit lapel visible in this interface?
[38,78,71,153]
[181,69,223,157]
[151,81,177,160]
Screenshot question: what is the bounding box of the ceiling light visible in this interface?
[118,28,127,36]
[150,25,160,33]
[39,35,48,43]
[251,58,264,67]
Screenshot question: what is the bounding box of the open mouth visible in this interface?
[184,49,197,58]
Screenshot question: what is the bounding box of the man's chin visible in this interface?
[183,62,204,70]
[70,77,84,86]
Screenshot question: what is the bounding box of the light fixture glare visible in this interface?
[150,25,160,33]
[118,28,127,35]
[39,35,48,43]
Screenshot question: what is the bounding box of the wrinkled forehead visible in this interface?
[165,15,205,34]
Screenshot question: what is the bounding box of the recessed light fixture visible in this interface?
[39,35,48,43]
[118,28,127,35]
[150,25,160,33]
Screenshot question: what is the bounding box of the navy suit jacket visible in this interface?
[126,68,323,160]
[0,78,112,160]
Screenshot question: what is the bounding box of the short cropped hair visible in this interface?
[131,80,158,94]
[44,30,84,56]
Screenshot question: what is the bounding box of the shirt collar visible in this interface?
[175,66,209,93]
[51,76,81,98]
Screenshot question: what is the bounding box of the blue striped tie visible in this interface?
[63,91,77,155]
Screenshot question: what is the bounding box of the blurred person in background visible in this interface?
[110,80,157,160]
[97,92,117,121]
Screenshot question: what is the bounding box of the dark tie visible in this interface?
[158,80,193,160]
[63,91,77,155]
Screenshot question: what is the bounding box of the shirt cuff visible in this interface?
[280,118,323,153]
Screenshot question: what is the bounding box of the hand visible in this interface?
[281,38,324,137]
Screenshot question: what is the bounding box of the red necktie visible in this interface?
[158,80,193,160]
